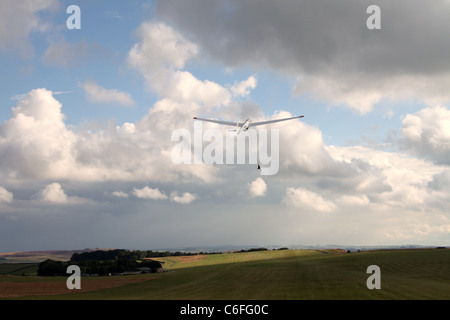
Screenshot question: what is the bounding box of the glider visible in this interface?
[193,115,304,134]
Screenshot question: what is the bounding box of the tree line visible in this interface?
[70,249,198,262]
[37,249,163,276]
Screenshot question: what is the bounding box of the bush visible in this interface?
[37,259,66,276]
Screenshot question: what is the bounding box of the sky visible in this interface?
[1,0,450,252]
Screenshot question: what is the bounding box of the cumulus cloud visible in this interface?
[326,145,445,211]
[36,183,69,204]
[401,105,450,164]
[128,22,231,108]
[132,22,198,71]
[133,186,168,200]
[33,182,90,206]
[248,177,267,198]
[0,87,219,184]
[1,21,238,186]
[284,187,336,212]
[0,88,79,180]
[83,80,135,107]
[231,76,257,98]
[170,192,197,204]
[128,22,197,92]
[0,186,13,204]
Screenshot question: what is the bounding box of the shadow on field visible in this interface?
[2,249,449,300]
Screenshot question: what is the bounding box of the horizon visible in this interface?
[1,243,447,255]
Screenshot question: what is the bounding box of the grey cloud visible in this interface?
[156,0,450,75]
[155,0,450,112]
[428,171,450,191]
[0,0,59,57]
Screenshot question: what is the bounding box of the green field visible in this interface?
[1,248,449,300]
[0,263,38,276]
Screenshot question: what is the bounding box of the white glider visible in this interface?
[193,115,304,134]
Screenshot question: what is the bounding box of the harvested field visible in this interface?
[0,275,155,298]
[168,255,208,264]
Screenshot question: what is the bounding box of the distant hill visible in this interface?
[0,249,98,263]
[0,245,444,263]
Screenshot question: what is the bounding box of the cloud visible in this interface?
[34,182,89,205]
[128,22,198,91]
[2,11,450,248]
[132,186,168,200]
[0,186,13,204]
[83,80,135,107]
[36,183,69,204]
[326,145,445,212]
[0,0,58,57]
[336,195,370,207]
[248,177,267,198]
[0,86,220,184]
[231,76,257,98]
[401,105,450,164]
[0,88,79,180]
[155,0,450,113]
[170,192,197,204]
[284,187,336,212]
[128,22,231,107]
[111,191,129,198]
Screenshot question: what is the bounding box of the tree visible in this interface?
[37,259,66,276]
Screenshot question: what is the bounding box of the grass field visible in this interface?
[1,248,449,300]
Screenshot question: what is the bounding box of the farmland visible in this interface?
[0,248,449,300]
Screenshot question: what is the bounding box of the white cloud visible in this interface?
[116,122,136,135]
[249,177,267,198]
[83,80,135,107]
[274,111,340,176]
[0,88,79,180]
[128,22,198,91]
[133,186,168,200]
[0,186,13,204]
[165,71,231,107]
[111,191,129,198]
[231,76,257,98]
[401,105,450,164]
[36,183,68,204]
[0,87,220,184]
[128,22,230,108]
[284,187,336,212]
[170,192,197,204]
[326,145,444,211]
[34,183,90,205]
